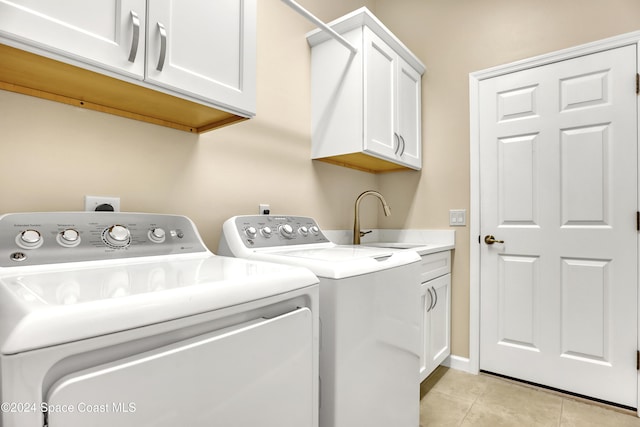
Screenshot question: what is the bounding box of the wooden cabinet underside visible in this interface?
[0,44,247,133]
[314,153,414,173]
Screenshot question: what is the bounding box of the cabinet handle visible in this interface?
[127,11,140,63]
[426,287,434,312]
[399,135,406,157]
[431,286,438,310]
[156,22,167,71]
[394,133,401,155]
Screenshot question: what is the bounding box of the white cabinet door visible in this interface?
[0,0,146,78]
[419,280,431,380]
[420,273,451,382]
[397,58,422,169]
[364,27,398,160]
[364,28,421,169]
[427,274,451,370]
[146,0,256,114]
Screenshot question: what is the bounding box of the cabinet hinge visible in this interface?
[636,73,639,94]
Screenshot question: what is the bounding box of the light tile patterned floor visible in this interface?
[420,367,640,427]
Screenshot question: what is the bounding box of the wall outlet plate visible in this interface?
[85,196,121,212]
[449,209,466,226]
[259,203,270,215]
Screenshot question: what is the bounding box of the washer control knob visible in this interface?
[260,226,273,238]
[148,227,166,243]
[309,225,320,235]
[104,225,131,248]
[57,228,81,247]
[17,229,43,249]
[298,226,309,236]
[245,226,257,238]
[279,224,294,239]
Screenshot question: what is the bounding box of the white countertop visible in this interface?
[323,229,455,255]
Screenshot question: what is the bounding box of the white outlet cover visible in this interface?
[449,209,466,226]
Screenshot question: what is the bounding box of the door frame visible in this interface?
[469,30,640,411]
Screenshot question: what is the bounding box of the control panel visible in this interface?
[0,212,208,267]
[231,215,330,249]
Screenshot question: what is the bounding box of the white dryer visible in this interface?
[219,215,421,427]
[0,212,319,427]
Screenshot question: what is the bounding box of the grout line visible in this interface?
[558,399,564,427]
[459,389,482,426]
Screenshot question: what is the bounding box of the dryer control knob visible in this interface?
[17,229,43,249]
[61,228,79,243]
[260,226,273,238]
[57,228,81,247]
[245,226,257,238]
[104,225,131,248]
[279,224,294,239]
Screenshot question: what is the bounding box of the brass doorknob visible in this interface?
[484,235,504,245]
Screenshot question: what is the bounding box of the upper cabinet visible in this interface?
[307,7,425,173]
[145,1,255,114]
[0,0,256,133]
[0,0,147,78]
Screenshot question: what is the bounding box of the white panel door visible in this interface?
[479,45,637,407]
[0,0,146,78]
[146,0,256,113]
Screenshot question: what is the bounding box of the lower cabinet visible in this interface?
[418,251,451,382]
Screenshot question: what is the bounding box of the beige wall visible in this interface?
[2,0,640,361]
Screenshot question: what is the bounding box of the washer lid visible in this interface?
[0,254,318,354]
[253,245,421,279]
[275,246,398,261]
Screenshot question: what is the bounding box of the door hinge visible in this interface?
[637,350,639,370]
[637,211,640,231]
[636,73,639,94]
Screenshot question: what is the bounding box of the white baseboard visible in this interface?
[442,354,476,374]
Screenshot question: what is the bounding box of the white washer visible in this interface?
[0,212,319,427]
[219,215,421,427]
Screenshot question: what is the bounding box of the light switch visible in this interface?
[449,209,466,226]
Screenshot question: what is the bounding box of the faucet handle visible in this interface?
[359,230,373,237]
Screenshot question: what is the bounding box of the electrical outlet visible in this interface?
[449,209,466,226]
[259,204,270,215]
[85,196,121,212]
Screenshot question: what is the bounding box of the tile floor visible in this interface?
[420,367,640,426]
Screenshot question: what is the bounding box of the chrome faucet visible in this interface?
[353,190,391,244]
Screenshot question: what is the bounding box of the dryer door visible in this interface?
[45,307,314,427]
